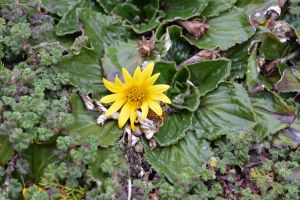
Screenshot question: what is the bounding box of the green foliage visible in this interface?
[1,0,300,199]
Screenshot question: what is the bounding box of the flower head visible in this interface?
[100,62,171,129]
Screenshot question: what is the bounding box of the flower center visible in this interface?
[126,88,145,105]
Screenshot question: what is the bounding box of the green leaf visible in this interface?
[152,61,177,85]
[161,0,208,21]
[235,0,277,15]
[246,43,261,92]
[165,25,192,64]
[90,145,126,181]
[155,112,193,146]
[102,40,142,80]
[52,49,106,99]
[250,91,296,139]
[183,8,255,51]
[186,59,231,96]
[0,136,13,165]
[55,0,99,36]
[142,132,213,184]
[275,67,300,92]
[96,0,124,13]
[192,82,256,140]
[67,94,122,148]
[226,30,263,79]
[113,0,162,33]
[283,13,300,38]
[23,144,58,182]
[202,0,237,18]
[168,67,201,111]
[258,32,293,60]
[41,0,77,17]
[78,9,128,55]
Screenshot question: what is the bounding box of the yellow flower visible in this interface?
[100,62,171,129]
[210,156,217,167]
[22,188,28,199]
[22,185,43,199]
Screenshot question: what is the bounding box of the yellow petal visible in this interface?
[142,62,154,78]
[150,94,171,104]
[118,102,131,128]
[148,84,170,94]
[144,73,160,87]
[133,66,143,84]
[103,78,123,93]
[122,68,132,85]
[148,100,162,116]
[100,93,124,104]
[105,99,126,116]
[130,109,137,130]
[115,76,125,88]
[141,101,149,120]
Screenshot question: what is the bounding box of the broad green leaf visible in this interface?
[90,145,126,181]
[96,0,124,13]
[113,0,161,33]
[55,0,99,36]
[102,40,142,81]
[168,67,201,111]
[161,0,208,21]
[0,136,13,165]
[246,43,261,92]
[78,9,128,55]
[235,0,277,15]
[183,8,255,51]
[250,91,296,139]
[129,17,162,34]
[202,0,237,18]
[142,132,213,184]
[155,112,193,146]
[23,144,58,182]
[67,94,122,148]
[152,61,177,85]
[226,30,263,79]
[41,0,77,17]
[258,32,292,60]
[192,82,256,140]
[52,49,106,99]
[283,13,300,38]
[165,25,192,64]
[186,59,231,96]
[226,42,249,79]
[275,67,300,92]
